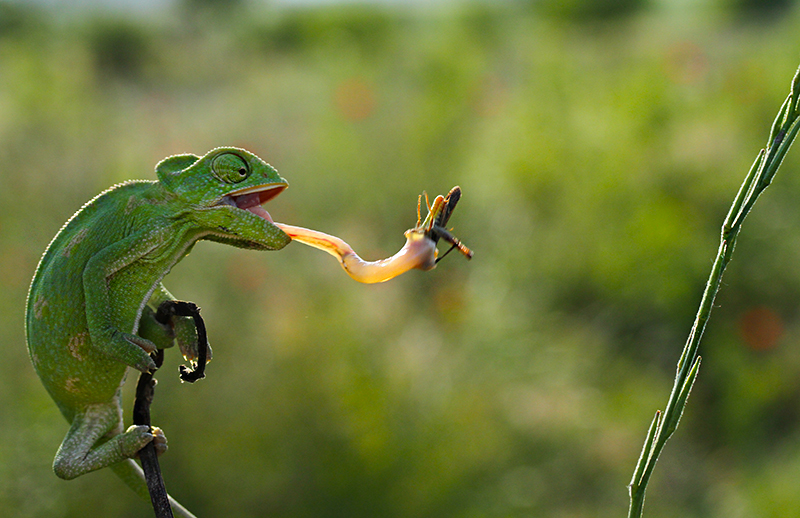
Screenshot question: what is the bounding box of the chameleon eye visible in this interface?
[212,153,250,183]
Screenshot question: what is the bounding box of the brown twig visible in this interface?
[155,300,209,383]
[133,348,174,518]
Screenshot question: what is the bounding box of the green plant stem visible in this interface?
[627,64,800,518]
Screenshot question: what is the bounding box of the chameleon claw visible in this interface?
[150,426,168,456]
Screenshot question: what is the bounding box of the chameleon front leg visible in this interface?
[83,234,162,374]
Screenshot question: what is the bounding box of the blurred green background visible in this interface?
[3,0,800,516]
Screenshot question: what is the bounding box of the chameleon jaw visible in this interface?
[218,183,287,222]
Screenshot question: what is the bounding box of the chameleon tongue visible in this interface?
[247,204,274,223]
[232,191,278,222]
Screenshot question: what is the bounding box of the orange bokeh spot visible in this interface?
[334,77,376,122]
[663,40,708,86]
[739,306,784,351]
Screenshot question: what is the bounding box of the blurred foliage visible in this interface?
[3,0,800,517]
[533,0,647,21]
[85,18,153,80]
[248,6,394,55]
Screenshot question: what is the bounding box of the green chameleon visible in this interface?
[26,147,291,517]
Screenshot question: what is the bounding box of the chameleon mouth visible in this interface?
[221,183,287,222]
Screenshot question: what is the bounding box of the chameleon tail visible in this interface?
[111,459,197,518]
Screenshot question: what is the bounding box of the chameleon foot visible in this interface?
[121,425,161,459]
[150,426,168,456]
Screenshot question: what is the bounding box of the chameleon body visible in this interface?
[25,147,291,517]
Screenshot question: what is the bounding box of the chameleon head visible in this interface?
[156,147,290,248]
